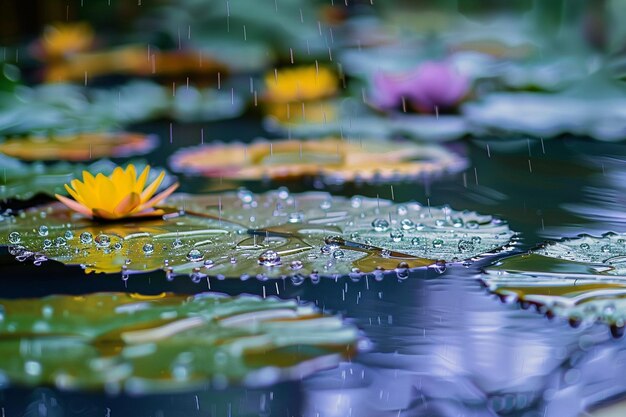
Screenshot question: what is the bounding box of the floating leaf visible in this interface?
[43,46,226,83]
[0,132,157,161]
[169,138,467,184]
[483,233,626,335]
[0,82,245,136]
[0,157,176,202]
[0,190,515,278]
[463,75,626,141]
[0,292,358,392]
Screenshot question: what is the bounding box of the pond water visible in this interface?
[2,117,624,417]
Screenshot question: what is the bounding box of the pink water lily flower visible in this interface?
[372,61,469,113]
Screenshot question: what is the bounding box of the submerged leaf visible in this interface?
[483,233,626,334]
[0,292,358,392]
[169,138,467,183]
[0,190,515,278]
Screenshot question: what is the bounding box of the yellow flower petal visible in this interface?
[140,170,165,204]
[55,164,174,220]
[135,165,150,194]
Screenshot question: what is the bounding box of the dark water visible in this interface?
[2,118,626,417]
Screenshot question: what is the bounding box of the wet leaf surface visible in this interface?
[484,233,626,333]
[0,190,515,277]
[0,292,358,393]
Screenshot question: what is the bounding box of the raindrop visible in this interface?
[42,239,52,249]
[394,205,407,216]
[288,212,304,223]
[580,243,590,250]
[471,236,482,244]
[466,220,480,229]
[390,229,404,242]
[320,200,332,210]
[113,242,123,251]
[237,188,254,204]
[332,250,345,259]
[187,249,203,262]
[54,237,66,247]
[432,239,444,248]
[277,187,290,199]
[350,197,362,208]
[457,240,475,252]
[411,237,421,246]
[258,250,281,267]
[8,231,20,244]
[64,230,74,240]
[320,244,333,255]
[95,234,110,247]
[172,238,184,249]
[80,232,93,244]
[371,218,390,232]
[142,243,155,254]
[38,225,49,236]
[400,219,415,230]
[291,274,305,285]
[290,260,303,270]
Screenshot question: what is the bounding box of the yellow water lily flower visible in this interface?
[41,22,94,59]
[264,66,338,103]
[55,165,179,220]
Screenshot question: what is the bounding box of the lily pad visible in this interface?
[0,190,515,278]
[463,75,626,141]
[483,233,626,335]
[0,132,157,161]
[0,292,358,392]
[0,157,176,202]
[0,82,245,136]
[169,138,467,184]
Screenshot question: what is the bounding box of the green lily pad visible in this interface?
[463,74,626,141]
[0,292,358,393]
[483,233,626,335]
[0,82,245,136]
[0,190,516,278]
[0,157,175,202]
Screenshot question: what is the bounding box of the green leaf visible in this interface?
[0,292,358,392]
[0,190,516,278]
[463,74,626,141]
[483,233,626,335]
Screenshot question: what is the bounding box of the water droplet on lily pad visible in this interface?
[8,231,20,244]
[372,218,390,232]
[0,190,515,279]
[186,249,203,262]
[80,232,92,244]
